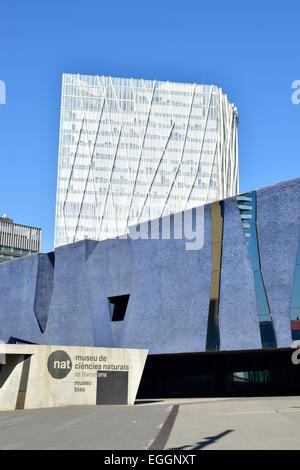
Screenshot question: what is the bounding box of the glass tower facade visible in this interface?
[237,192,277,348]
[54,74,239,247]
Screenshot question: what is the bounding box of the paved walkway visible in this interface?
[0,396,300,449]
[0,403,170,450]
[164,396,300,450]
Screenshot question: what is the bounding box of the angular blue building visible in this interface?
[0,178,299,397]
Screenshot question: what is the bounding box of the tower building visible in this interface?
[55,74,239,247]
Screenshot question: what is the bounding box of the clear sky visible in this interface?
[0,0,299,253]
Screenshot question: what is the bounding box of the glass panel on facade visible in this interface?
[237,192,277,348]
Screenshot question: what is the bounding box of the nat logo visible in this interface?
[47,350,72,379]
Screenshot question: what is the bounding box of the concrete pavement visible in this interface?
[1,396,300,449]
[165,396,300,450]
[0,402,170,450]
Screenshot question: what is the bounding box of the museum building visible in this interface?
[0,177,299,397]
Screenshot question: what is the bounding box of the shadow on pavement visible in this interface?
[170,429,234,450]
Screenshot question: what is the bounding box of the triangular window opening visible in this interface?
[108,295,130,322]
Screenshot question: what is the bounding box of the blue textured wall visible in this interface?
[257,178,300,348]
[0,178,299,353]
[218,197,261,350]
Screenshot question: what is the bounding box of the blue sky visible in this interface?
[0,0,299,253]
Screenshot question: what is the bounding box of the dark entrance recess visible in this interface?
[108,295,130,321]
[137,349,300,398]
